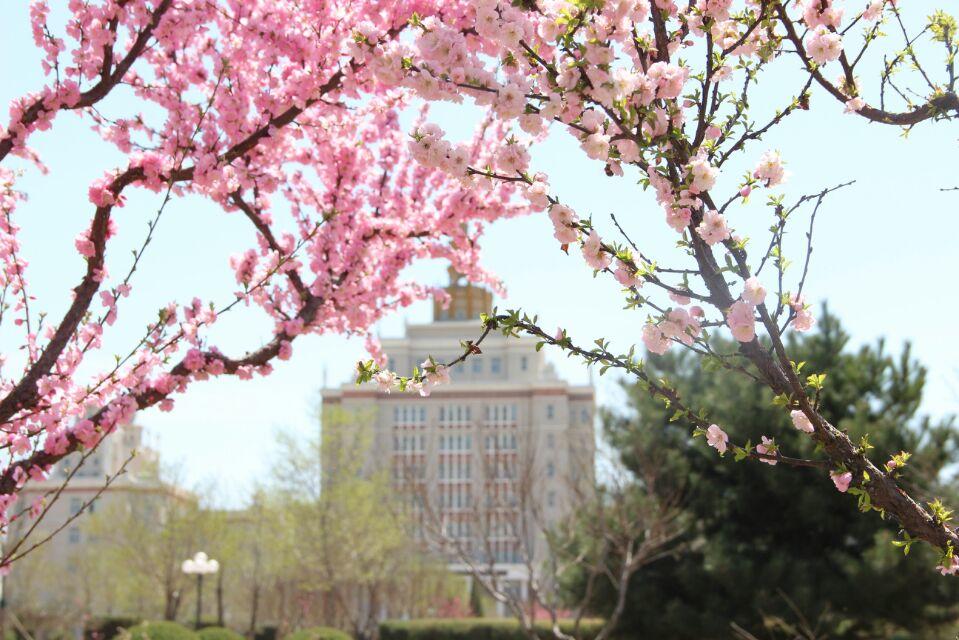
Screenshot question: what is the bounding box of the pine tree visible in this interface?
[592,309,959,639]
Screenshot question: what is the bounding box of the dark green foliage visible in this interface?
[197,628,244,640]
[591,309,959,639]
[282,628,352,640]
[378,619,605,640]
[125,622,198,640]
[254,627,278,640]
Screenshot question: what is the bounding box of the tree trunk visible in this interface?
[247,584,260,639]
[216,569,225,627]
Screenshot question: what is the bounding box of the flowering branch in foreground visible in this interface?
[354,0,959,572]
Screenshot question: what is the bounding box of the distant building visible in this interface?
[3,421,165,620]
[322,269,595,610]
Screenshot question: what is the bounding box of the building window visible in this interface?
[490,357,502,374]
[547,433,555,448]
[547,491,556,507]
[547,461,555,477]
[520,356,528,371]
[547,404,555,420]
[472,359,482,374]
[68,527,81,544]
[581,408,590,423]
[70,497,82,516]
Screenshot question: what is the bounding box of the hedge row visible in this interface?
[198,628,246,640]
[127,622,198,640]
[283,628,352,640]
[379,619,607,640]
[86,621,351,640]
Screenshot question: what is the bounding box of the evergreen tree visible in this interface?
[594,310,959,639]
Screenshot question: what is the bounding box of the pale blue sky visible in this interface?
[2,5,957,503]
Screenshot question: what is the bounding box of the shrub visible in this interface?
[282,627,352,640]
[86,618,143,640]
[125,622,198,640]
[197,628,244,640]
[378,619,607,640]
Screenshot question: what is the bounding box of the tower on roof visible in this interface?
[433,266,493,322]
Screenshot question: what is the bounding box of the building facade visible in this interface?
[322,271,595,606]
[3,421,165,622]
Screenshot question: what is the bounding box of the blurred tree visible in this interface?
[592,309,959,639]
[80,469,228,622]
[262,409,457,638]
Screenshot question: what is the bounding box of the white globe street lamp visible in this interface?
[182,551,219,629]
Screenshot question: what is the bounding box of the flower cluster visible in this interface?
[0,0,529,538]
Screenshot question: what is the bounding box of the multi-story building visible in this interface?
[322,270,595,606]
[3,421,165,621]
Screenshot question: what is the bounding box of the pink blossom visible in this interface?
[526,180,550,210]
[647,62,689,99]
[830,471,853,493]
[789,294,816,332]
[940,556,959,576]
[613,260,642,288]
[87,177,116,207]
[375,370,397,393]
[756,436,778,465]
[581,132,611,161]
[686,156,718,193]
[184,348,206,372]
[661,308,702,346]
[696,210,730,245]
[706,424,729,453]
[665,207,692,233]
[742,276,766,306]
[642,323,671,355]
[75,233,95,258]
[806,26,843,64]
[581,230,612,270]
[790,409,815,433]
[863,1,883,22]
[549,204,579,244]
[802,0,844,28]
[753,150,787,187]
[426,363,451,387]
[726,300,756,342]
[844,97,865,113]
[669,291,691,305]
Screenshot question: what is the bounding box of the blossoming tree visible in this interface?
[4,0,959,578]
[0,0,524,567]
[349,0,959,571]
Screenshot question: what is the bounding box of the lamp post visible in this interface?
[181,551,219,629]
